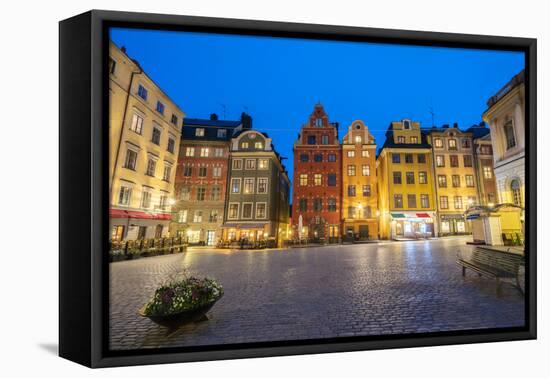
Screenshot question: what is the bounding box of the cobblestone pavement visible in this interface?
[109,237,525,350]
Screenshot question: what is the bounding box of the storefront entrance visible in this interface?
[206,230,216,246]
[391,212,435,239]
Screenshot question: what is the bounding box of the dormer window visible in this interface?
[195,128,205,137]
[355,135,362,144]
[254,142,263,149]
[315,118,323,127]
[397,136,405,143]
[403,120,411,129]
[217,129,227,138]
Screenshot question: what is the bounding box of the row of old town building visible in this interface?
[108,42,525,247]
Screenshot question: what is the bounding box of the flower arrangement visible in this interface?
[142,277,224,317]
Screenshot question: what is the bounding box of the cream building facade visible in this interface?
[109,42,185,241]
[483,70,525,210]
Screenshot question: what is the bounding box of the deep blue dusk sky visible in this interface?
[110,28,524,180]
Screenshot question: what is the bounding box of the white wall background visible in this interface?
[0,0,546,376]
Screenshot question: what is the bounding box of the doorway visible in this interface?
[206,230,215,246]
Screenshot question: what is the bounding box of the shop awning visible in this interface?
[109,209,172,220]
[221,223,268,229]
[416,213,431,218]
[390,213,406,219]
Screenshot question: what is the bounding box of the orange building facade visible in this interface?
[341,120,379,240]
[292,104,342,243]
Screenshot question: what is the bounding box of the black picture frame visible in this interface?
[59,9,537,368]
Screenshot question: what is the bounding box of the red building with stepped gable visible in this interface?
[292,103,342,243]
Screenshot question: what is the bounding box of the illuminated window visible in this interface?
[195,128,205,137]
[300,174,308,186]
[243,178,254,194]
[130,113,143,134]
[347,165,356,176]
[362,165,370,176]
[314,174,322,186]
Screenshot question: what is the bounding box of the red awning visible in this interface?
[416,213,431,218]
[110,209,128,218]
[110,209,172,220]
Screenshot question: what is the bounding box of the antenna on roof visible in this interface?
[429,99,436,127]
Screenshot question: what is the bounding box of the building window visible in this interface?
[397,136,406,143]
[328,198,337,212]
[196,187,206,201]
[254,142,263,149]
[417,154,426,164]
[452,175,460,188]
[327,173,336,186]
[145,158,156,176]
[420,194,430,208]
[140,190,152,209]
[483,166,493,179]
[394,194,403,208]
[193,210,203,223]
[408,194,417,208]
[232,159,242,170]
[347,206,356,219]
[362,165,370,176]
[314,154,323,162]
[241,142,249,149]
[315,118,323,127]
[462,139,471,149]
[243,178,254,194]
[454,196,463,209]
[183,165,192,177]
[392,153,401,163]
[214,148,224,157]
[511,179,522,206]
[242,203,253,219]
[200,147,209,157]
[436,155,445,167]
[362,185,371,197]
[124,149,138,170]
[179,186,191,200]
[450,155,459,167]
[355,135,362,144]
[210,186,221,200]
[403,120,411,129]
[307,135,316,145]
[487,192,496,204]
[163,164,172,182]
[151,127,161,145]
[504,120,517,150]
[171,114,178,125]
[448,139,457,150]
[212,166,221,177]
[167,138,175,153]
[258,178,268,193]
[109,57,117,74]
[467,196,477,207]
[314,174,322,186]
[130,113,144,134]
[231,178,241,193]
[348,185,356,197]
[361,150,369,158]
[256,203,267,219]
[156,101,165,114]
[406,172,415,184]
[393,171,402,184]
[440,196,449,209]
[299,199,307,212]
[438,175,447,188]
[198,166,207,177]
[258,159,269,169]
[313,198,322,212]
[463,155,473,167]
[434,138,443,148]
[481,145,493,154]
[185,147,195,157]
[300,154,309,162]
[217,129,227,138]
[245,159,256,169]
[347,150,355,158]
[300,174,308,186]
[410,136,419,143]
[158,194,168,210]
[177,210,188,223]
[195,128,205,137]
[347,165,356,176]
[118,186,132,206]
[209,210,219,223]
[137,84,148,100]
[419,171,428,184]
[321,135,329,144]
[228,203,239,219]
[328,154,336,162]
[465,175,474,187]
[405,153,413,163]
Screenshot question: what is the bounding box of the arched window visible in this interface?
[355,135,362,144]
[403,120,411,129]
[511,179,522,206]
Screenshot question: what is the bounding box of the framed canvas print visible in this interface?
[59,10,536,368]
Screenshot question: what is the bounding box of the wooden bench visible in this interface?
[457,247,524,295]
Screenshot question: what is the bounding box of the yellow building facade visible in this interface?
[341,120,379,240]
[427,126,479,235]
[377,120,437,239]
[109,42,185,241]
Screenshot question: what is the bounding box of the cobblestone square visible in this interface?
[109,236,525,350]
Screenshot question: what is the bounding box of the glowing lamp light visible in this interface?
[168,198,176,206]
[186,229,193,237]
[488,202,495,207]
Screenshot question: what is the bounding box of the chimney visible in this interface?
[453,122,459,128]
[479,121,486,128]
[241,112,252,129]
[121,46,126,53]
[210,113,218,121]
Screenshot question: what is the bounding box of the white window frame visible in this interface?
[212,166,222,178]
[185,147,195,157]
[258,159,269,170]
[140,187,153,209]
[257,177,269,194]
[255,202,267,219]
[243,178,255,194]
[200,147,209,157]
[195,128,205,137]
[118,185,132,206]
[232,159,243,170]
[245,159,256,170]
[231,178,241,194]
[130,113,144,134]
[227,202,240,220]
[241,202,254,219]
